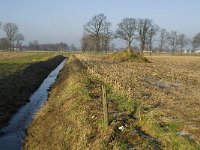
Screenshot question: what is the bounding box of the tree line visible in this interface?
[24,40,76,51]
[81,13,200,53]
[0,21,77,51]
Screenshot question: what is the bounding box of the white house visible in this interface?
[195,50,200,53]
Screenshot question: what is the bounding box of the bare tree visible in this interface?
[0,22,2,47]
[168,31,180,54]
[3,23,19,50]
[81,35,96,53]
[158,28,169,53]
[178,34,189,53]
[14,33,24,50]
[57,42,69,51]
[136,18,154,53]
[100,23,112,53]
[0,38,9,50]
[70,44,77,51]
[0,22,2,32]
[192,33,200,51]
[28,40,39,50]
[147,24,159,54]
[116,18,137,53]
[83,13,111,52]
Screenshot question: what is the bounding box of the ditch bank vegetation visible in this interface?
[24,54,200,149]
[0,55,65,128]
[24,55,161,150]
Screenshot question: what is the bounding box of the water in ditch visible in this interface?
[0,59,66,150]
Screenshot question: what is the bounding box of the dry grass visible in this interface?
[76,54,200,149]
[24,55,160,150]
[105,50,149,63]
[24,53,200,149]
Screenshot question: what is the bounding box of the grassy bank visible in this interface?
[0,51,62,79]
[0,52,65,128]
[25,55,92,149]
[24,55,162,150]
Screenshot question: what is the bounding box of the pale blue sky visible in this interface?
[0,0,200,47]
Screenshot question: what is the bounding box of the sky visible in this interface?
[0,0,200,48]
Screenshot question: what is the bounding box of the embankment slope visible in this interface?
[0,55,65,128]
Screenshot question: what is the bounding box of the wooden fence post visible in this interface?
[102,84,109,129]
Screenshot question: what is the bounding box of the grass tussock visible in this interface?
[105,49,149,63]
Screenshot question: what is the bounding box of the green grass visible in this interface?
[0,51,68,78]
[107,84,140,116]
[114,141,129,150]
[137,111,200,150]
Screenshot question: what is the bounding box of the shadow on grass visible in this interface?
[0,55,65,128]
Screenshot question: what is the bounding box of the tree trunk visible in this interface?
[159,48,162,53]
[96,39,100,53]
[127,41,133,54]
[141,41,145,54]
[180,47,183,53]
[128,40,131,50]
[149,38,152,55]
[9,39,11,50]
[172,48,175,54]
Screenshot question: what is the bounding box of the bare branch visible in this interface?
[116,18,137,51]
[3,23,19,50]
[192,33,200,51]
[83,14,111,52]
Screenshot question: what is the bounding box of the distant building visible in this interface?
[184,49,192,53]
[195,50,200,53]
[184,49,187,53]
